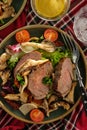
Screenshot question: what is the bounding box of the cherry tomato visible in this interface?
[15,29,30,43]
[30,109,44,122]
[44,29,58,42]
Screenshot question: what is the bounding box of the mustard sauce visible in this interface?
[35,0,65,18]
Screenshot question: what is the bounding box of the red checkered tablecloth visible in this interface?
[0,0,87,130]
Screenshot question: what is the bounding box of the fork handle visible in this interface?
[76,65,87,114]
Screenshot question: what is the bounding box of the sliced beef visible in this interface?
[28,61,53,99]
[53,58,73,97]
[14,51,42,77]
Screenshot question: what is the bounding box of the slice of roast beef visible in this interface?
[14,51,42,77]
[28,61,53,99]
[53,58,73,97]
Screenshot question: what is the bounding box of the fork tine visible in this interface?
[61,32,68,49]
[67,33,75,52]
[61,32,73,52]
[61,31,87,114]
[61,31,80,61]
[68,31,80,59]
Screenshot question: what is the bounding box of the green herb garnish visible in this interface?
[7,56,18,70]
[16,74,25,86]
[42,76,52,86]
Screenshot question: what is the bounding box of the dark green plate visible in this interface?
[0,25,87,124]
[0,0,27,30]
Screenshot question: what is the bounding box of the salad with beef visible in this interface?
[0,28,77,122]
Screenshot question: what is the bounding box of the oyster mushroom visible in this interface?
[29,37,39,42]
[0,0,15,20]
[1,0,12,5]
[16,59,49,75]
[6,0,13,5]
[0,53,10,64]
[63,81,77,104]
[4,93,20,101]
[0,6,15,20]
[20,41,56,53]
[4,91,29,103]
[0,63,7,71]
[39,99,50,116]
[0,53,10,71]
[50,101,70,110]
[48,95,58,105]
[19,75,28,94]
[0,70,10,85]
[0,53,11,85]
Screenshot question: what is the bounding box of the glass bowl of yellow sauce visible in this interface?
[31,0,70,21]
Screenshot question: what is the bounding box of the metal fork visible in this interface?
[61,31,87,114]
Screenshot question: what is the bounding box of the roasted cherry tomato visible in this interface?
[30,109,44,122]
[15,29,30,43]
[44,29,58,42]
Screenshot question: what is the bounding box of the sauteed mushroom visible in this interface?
[0,0,15,20]
[17,59,49,75]
[0,70,10,85]
[0,53,11,85]
[20,40,56,53]
[4,91,29,103]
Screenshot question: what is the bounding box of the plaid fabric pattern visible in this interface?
[0,0,87,130]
